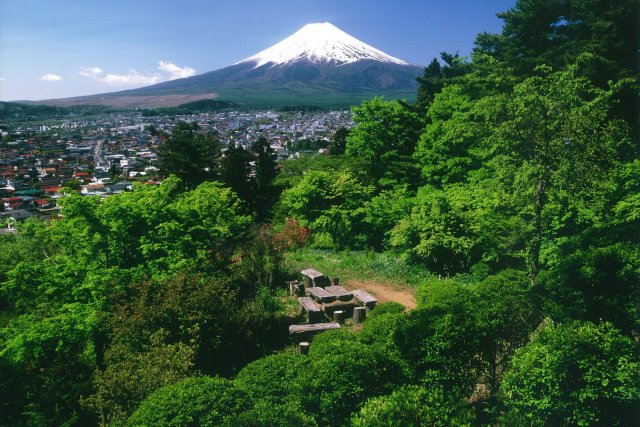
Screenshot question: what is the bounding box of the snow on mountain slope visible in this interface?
[238,22,409,67]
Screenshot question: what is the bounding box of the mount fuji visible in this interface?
[41,23,423,108]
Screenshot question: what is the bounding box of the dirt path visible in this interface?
[342,280,417,310]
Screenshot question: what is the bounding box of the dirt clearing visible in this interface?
[342,280,416,310]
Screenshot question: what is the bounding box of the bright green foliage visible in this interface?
[414,84,480,186]
[127,376,249,427]
[234,351,307,405]
[92,177,250,275]
[346,97,422,181]
[1,303,98,426]
[297,333,410,426]
[485,65,632,285]
[156,121,220,189]
[351,385,474,427]
[274,153,367,190]
[390,183,525,275]
[363,187,414,250]
[277,170,374,249]
[501,321,640,426]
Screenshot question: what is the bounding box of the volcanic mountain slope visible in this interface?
[39,23,423,108]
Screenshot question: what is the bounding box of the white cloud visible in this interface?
[158,61,196,79]
[79,61,196,87]
[0,77,5,81]
[79,66,103,78]
[40,74,62,81]
[101,71,164,86]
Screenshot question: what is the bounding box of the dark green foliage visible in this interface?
[358,304,405,349]
[393,306,481,398]
[1,304,98,426]
[328,126,349,155]
[127,376,249,427]
[416,52,473,114]
[501,321,640,426]
[224,401,318,427]
[252,137,279,221]
[352,385,474,426]
[474,0,639,85]
[221,143,255,209]
[540,242,640,335]
[156,121,220,189]
[84,330,195,425]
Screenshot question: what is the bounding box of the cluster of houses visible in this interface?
[0,109,353,229]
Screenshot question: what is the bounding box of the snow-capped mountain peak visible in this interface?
[238,22,409,67]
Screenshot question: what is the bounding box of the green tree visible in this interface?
[84,330,195,426]
[156,121,220,189]
[486,64,633,286]
[345,97,423,182]
[252,137,278,222]
[328,126,349,155]
[221,143,254,209]
[415,52,473,114]
[474,0,639,85]
[276,170,374,249]
[501,321,640,426]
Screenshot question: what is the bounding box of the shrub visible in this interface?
[351,385,474,426]
[501,321,640,426]
[127,376,249,427]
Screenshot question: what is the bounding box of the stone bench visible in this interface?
[325,285,353,301]
[289,322,340,336]
[298,296,323,324]
[301,268,330,288]
[307,286,336,303]
[352,289,378,309]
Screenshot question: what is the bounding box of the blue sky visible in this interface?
[0,0,515,101]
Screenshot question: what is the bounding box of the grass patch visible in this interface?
[285,248,434,288]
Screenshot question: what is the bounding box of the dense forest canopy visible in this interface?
[1,1,639,425]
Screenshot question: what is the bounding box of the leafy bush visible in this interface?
[297,338,409,425]
[127,376,248,427]
[351,385,474,426]
[501,321,640,426]
[234,351,307,405]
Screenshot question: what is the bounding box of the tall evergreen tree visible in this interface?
[252,137,278,222]
[221,143,254,211]
[156,121,220,189]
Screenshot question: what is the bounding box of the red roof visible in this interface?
[42,186,63,193]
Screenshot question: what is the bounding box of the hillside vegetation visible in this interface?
[1,1,639,426]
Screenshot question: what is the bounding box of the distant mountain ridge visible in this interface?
[30,23,423,109]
